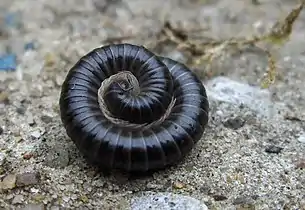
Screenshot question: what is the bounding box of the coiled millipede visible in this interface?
[59,43,209,172]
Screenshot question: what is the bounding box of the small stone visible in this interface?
[87,186,92,192]
[173,182,185,189]
[27,114,36,126]
[131,192,208,210]
[213,194,228,201]
[16,203,45,210]
[15,136,23,143]
[297,133,305,143]
[31,130,41,139]
[32,194,45,202]
[44,52,56,67]
[215,110,224,117]
[295,159,305,169]
[6,194,14,200]
[16,105,26,115]
[206,76,288,119]
[58,185,65,191]
[265,145,283,154]
[253,20,263,31]
[233,196,253,205]
[23,153,33,160]
[283,56,291,62]
[30,84,43,98]
[12,128,21,136]
[8,83,20,92]
[71,194,78,200]
[30,188,40,193]
[24,42,36,51]
[223,117,245,129]
[236,204,256,210]
[12,195,24,204]
[199,186,210,193]
[0,152,6,166]
[45,145,70,168]
[40,114,53,123]
[0,174,16,190]
[16,172,40,186]
[55,75,64,87]
[0,91,9,104]
[80,195,89,203]
[146,183,163,190]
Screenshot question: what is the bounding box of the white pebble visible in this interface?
[298,133,305,143]
[30,187,40,193]
[31,130,41,139]
[62,196,70,203]
[205,76,288,119]
[0,152,6,166]
[131,192,208,210]
[283,56,291,62]
[215,110,224,116]
[253,20,263,29]
[12,195,24,204]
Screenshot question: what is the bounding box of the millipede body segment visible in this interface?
[59,43,209,172]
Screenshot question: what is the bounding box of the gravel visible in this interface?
[131,192,208,210]
[1,0,305,209]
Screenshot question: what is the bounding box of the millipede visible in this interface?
[59,43,209,172]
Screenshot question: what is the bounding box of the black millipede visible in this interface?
[59,43,209,172]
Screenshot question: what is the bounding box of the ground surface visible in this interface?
[0,0,305,209]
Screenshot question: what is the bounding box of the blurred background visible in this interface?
[1,0,303,82]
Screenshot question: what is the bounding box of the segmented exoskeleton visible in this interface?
[59,43,209,172]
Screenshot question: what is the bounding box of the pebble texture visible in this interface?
[205,76,288,119]
[131,192,208,210]
[1,0,305,209]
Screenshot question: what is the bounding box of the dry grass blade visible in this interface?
[260,49,276,88]
[266,2,304,45]
[150,3,304,88]
[259,2,303,87]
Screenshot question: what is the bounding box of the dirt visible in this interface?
[0,0,305,209]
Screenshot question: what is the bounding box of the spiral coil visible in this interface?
[59,43,209,172]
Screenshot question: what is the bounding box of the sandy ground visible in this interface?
[1,0,305,209]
